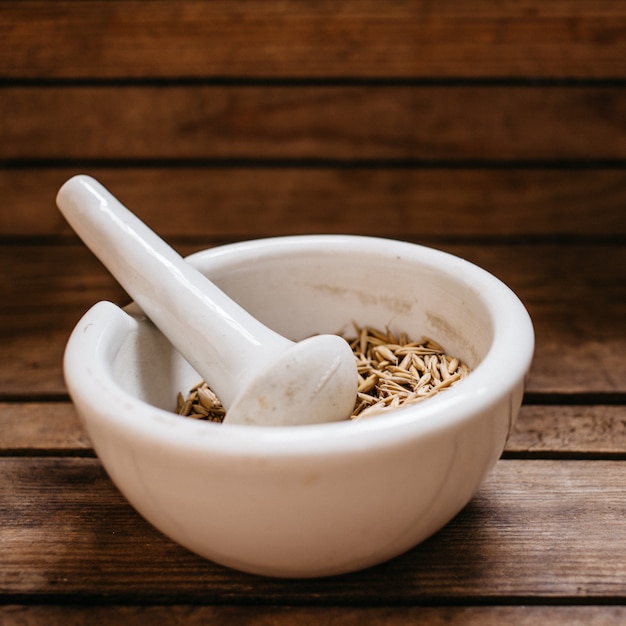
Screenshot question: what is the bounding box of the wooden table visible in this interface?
[1,3,625,624]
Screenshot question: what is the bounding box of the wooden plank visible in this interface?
[508,405,626,457]
[2,1,626,78]
[3,403,625,457]
[457,243,626,395]
[2,168,626,239]
[1,243,624,396]
[0,403,91,453]
[3,86,626,161]
[1,458,625,601]
[2,605,626,626]
[0,245,127,394]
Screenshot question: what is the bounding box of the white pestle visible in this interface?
[57,175,358,426]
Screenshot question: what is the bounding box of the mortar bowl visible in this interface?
[64,235,534,578]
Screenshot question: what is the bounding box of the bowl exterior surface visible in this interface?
[64,235,534,577]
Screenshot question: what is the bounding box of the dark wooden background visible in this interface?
[1,2,625,624]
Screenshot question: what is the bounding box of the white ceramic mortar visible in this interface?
[64,235,534,577]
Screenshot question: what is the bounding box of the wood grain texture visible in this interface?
[0,403,90,453]
[2,243,624,396]
[2,0,624,619]
[2,605,626,626]
[3,168,626,238]
[1,458,625,601]
[3,86,626,160]
[2,1,626,78]
[508,405,626,456]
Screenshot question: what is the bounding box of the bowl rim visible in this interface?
[64,235,534,457]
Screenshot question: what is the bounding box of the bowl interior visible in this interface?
[112,237,497,415]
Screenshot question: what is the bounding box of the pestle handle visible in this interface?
[56,175,291,409]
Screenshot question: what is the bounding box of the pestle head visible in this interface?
[225,334,359,426]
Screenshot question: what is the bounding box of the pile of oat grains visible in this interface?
[176,324,470,422]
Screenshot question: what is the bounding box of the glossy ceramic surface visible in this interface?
[63,235,534,577]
